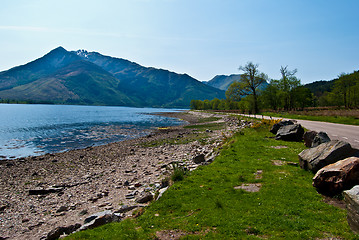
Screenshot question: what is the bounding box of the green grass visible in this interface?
[66,125,358,240]
[261,112,359,126]
[141,122,226,148]
[197,117,221,123]
[140,132,209,147]
[184,122,225,131]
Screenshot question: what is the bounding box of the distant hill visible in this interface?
[0,47,225,107]
[204,74,242,91]
[304,80,335,97]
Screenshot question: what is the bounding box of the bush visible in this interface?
[170,163,188,182]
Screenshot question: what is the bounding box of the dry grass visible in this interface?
[287,109,359,118]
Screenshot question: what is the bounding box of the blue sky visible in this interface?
[0,0,358,84]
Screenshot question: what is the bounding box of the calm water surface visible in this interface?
[0,104,185,159]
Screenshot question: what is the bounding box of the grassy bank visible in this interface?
[66,122,357,239]
[261,111,359,126]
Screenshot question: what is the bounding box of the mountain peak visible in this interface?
[49,46,67,54]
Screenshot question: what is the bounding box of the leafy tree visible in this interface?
[226,62,267,113]
[262,79,280,110]
[278,66,300,110]
[332,72,359,108]
[211,98,221,110]
[225,81,242,102]
[293,86,313,110]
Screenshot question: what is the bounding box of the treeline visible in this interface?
[316,71,359,108]
[191,63,313,113]
[0,99,55,104]
[191,63,358,113]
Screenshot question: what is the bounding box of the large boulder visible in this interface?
[344,185,359,234]
[312,131,331,147]
[298,140,354,173]
[270,120,295,134]
[303,130,318,147]
[275,124,304,142]
[313,157,359,196]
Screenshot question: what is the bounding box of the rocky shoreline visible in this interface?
[0,111,247,240]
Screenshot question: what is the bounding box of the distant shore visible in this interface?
[0,111,242,240]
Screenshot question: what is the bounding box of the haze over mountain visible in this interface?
[0,47,225,108]
[204,74,242,91]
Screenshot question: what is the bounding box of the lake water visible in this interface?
[0,104,185,159]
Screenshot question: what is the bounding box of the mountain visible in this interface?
[204,74,242,91]
[0,47,225,107]
[73,50,225,108]
[0,47,80,91]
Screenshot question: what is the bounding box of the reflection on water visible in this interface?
[0,104,184,159]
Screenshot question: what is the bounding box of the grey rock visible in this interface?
[344,185,359,234]
[114,205,139,213]
[303,130,318,147]
[56,206,68,213]
[313,157,359,196]
[136,193,153,203]
[275,124,304,142]
[311,131,331,147]
[80,210,121,231]
[46,223,81,240]
[270,120,295,134]
[28,187,63,195]
[193,154,205,164]
[299,140,354,173]
[78,209,88,216]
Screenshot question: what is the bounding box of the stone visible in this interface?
[56,206,68,213]
[80,211,121,231]
[156,187,169,200]
[136,193,153,203]
[299,140,354,173]
[0,205,8,212]
[78,209,88,216]
[311,131,331,147]
[193,154,205,164]
[114,205,139,214]
[275,124,304,142]
[234,183,262,192]
[303,130,318,147]
[270,120,295,134]
[28,187,63,195]
[313,157,359,196]
[344,185,359,234]
[46,223,81,240]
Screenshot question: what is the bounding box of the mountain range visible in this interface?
[0,47,225,108]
